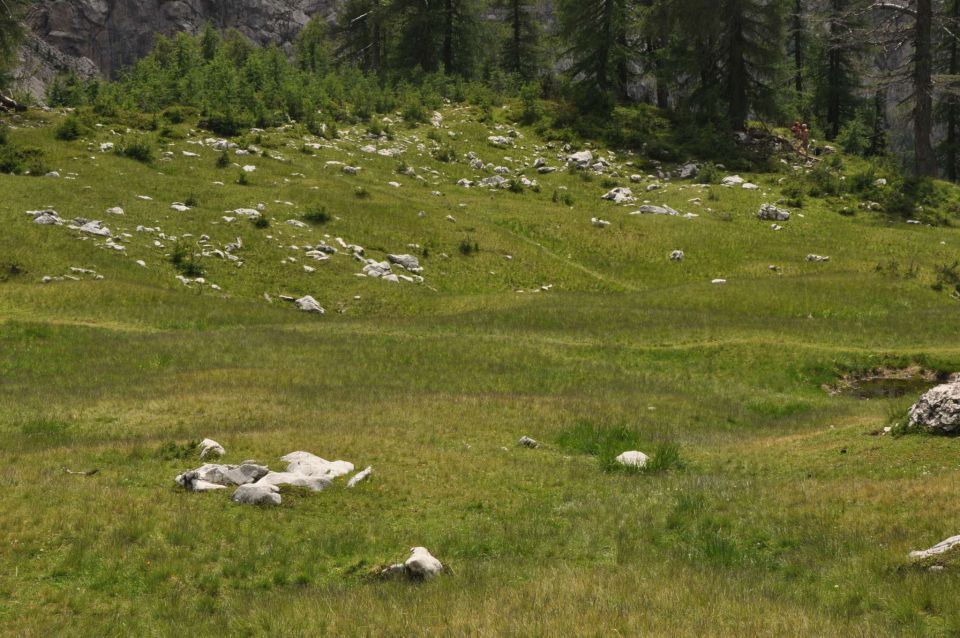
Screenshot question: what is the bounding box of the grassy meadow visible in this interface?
[1,103,960,636]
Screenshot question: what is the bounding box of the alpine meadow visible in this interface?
[3,1,960,636]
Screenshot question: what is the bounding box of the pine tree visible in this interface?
[392,0,482,76]
[669,0,787,129]
[336,0,388,72]
[495,0,541,79]
[937,0,960,180]
[0,0,27,88]
[809,0,868,140]
[296,16,333,75]
[557,0,634,109]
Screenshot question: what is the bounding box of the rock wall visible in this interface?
[19,0,339,95]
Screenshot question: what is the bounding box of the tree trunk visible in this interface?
[914,0,937,176]
[512,0,522,75]
[793,0,804,95]
[727,0,749,129]
[443,0,454,72]
[947,0,960,180]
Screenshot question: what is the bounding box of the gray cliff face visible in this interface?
[22,0,338,84]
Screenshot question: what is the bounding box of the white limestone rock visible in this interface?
[199,438,225,460]
[347,466,373,488]
[404,547,444,579]
[908,382,960,435]
[295,296,325,314]
[615,450,649,468]
[910,535,960,560]
[232,483,281,506]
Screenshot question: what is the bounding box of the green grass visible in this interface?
[1,103,960,636]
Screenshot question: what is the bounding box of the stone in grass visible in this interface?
[670,250,684,262]
[175,470,227,492]
[908,382,960,435]
[405,547,444,579]
[518,436,539,449]
[281,451,355,479]
[295,295,325,314]
[232,483,281,506]
[347,466,373,488]
[615,450,649,468]
[198,438,225,460]
[910,535,960,561]
[256,471,331,492]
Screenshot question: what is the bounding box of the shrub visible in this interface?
[508,179,524,194]
[216,150,230,168]
[237,172,249,186]
[252,216,270,229]
[458,239,480,256]
[433,145,456,163]
[302,207,331,225]
[21,148,48,176]
[837,117,870,156]
[643,442,685,474]
[932,261,960,296]
[552,190,574,206]
[54,116,85,141]
[697,162,720,185]
[354,186,370,199]
[168,243,205,277]
[117,137,154,163]
[184,194,199,208]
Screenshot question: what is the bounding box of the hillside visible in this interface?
[2,100,960,635]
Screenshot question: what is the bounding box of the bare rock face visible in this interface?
[909,382,960,435]
[20,0,339,95]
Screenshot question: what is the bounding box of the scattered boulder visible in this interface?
[670,250,684,262]
[591,217,611,228]
[175,471,227,492]
[601,187,634,204]
[518,436,539,449]
[757,204,791,222]
[488,135,512,147]
[27,210,63,225]
[678,163,699,179]
[721,175,745,187]
[388,254,423,274]
[404,547,444,579]
[232,483,281,506]
[567,150,594,168]
[910,535,960,560]
[79,220,111,237]
[295,296,325,314]
[281,451,355,479]
[347,466,373,488]
[632,205,679,216]
[805,254,830,263]
[256,471,331,491]
[615,451,649,468]
[199,438,225,460]
[908,382,960,435]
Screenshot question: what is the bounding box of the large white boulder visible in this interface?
[404,547,444,579]
[615,451,649,468]
[909,382,960,435]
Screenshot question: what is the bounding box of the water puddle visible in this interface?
[825,367,952,399]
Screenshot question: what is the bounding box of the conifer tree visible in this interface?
[557,0,634,109]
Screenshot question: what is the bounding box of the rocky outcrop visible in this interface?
[18,0,339,98]
[909,382,960,435]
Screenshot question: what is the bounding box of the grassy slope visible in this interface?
[1,104,960,636]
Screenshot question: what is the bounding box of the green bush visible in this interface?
[458,239,480,256]
[302,207,331,225]
[117,137,154,164]
[54,116,85,141]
